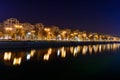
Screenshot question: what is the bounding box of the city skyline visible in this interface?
[0,0,120,36]
[0,18,119,41]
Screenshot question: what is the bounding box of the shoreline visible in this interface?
[0,40,119,49]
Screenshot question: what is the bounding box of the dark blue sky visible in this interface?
[0,0,120,36]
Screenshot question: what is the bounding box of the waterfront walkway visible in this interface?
[0,40,119,49]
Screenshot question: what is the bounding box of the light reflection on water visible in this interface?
[0,43,120,66]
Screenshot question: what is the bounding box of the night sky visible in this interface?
[0,0,120,36]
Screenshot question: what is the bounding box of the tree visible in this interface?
[50,26,59,39]
[22,23,34,39]
[35,23,44,40]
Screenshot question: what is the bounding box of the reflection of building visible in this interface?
[0,43,120,66]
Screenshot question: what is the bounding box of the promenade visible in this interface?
[0,40,119,49]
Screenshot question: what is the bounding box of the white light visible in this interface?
[57,50,60,56]
[27,32,31,35]
[26,54,31,60]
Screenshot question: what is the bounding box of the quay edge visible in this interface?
[0,40,119,49]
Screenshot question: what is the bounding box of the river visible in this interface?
[0,43,120,79]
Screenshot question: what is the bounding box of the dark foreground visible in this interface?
[2,57,120,80]
[0,43,120,80]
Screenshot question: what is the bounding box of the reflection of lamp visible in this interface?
[30,49,36,56]
[13,57,21,65]
[88,45,93,54]
[61,47,66,58]
[4,52,11,60]
[43,48,52,61]
[26,54,31,60]
[43,54,49,61]
[82,46,88,55]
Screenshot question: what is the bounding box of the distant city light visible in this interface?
[0,18,119,42]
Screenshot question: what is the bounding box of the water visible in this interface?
[0,43,120,79]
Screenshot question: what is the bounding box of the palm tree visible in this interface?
[59,29,71,40]
[22,23,34,40]
[0,23,4,34]
[65,29,71,40]
[3,18,19,39]
[82,31,87,40]
[50,26,59,39]
[35,23,44,40]
[0,23,4,38]
[71,30,79,40]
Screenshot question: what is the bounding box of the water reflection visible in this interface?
[0,43,120,66]
[13,57,21,65]
[4,52,11,61]
[43,48,52,60]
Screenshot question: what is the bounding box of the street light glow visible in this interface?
[0,18,119,42]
